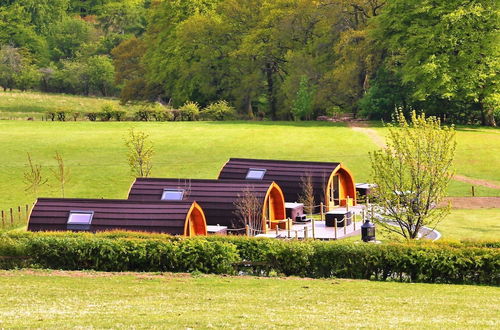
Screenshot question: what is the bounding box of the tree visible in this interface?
[374,0,499,126]
[51,151,71,197]
[86,55,115,96]
[0,45,22,91]
[125,128,154,178]
[369,110,456,239]
[291,76,315,120]
[23,153,47,197]
[298,173,315,215]
[233,187,263,236]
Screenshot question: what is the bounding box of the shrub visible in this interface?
[71,112,80,121]
[178,101,200,121]
[85,112,97,121]
[201,100,236,121]
[1,232,498,285]
[98,104,114,121]
[134,108,154,121]
[113,110,126,121]
[56,111,66,121]
[46,112,56,121]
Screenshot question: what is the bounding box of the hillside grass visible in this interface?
[0,270,498,329]
[0,91,124,120]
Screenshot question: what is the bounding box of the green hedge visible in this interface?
[1,232,498,285]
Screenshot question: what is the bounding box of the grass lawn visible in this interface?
[0,270,498,329]
[436,208,500,241]
[0,120,378,214]
[0,91,124,120]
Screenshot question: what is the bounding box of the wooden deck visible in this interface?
[270,205,366,240]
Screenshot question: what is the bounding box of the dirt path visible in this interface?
[452,175,500,189]
[348,121,500,191]
[441,197,500,209]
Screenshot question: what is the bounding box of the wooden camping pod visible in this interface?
[127,178,286,230]
[28,198,207,236]
[217,158,356,210]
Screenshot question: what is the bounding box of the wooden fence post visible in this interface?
[344,217,347,235]
[304,227,308,240]
[287,218,291,238]
[320,202,324,220]
[471,186,475,197]
[25,204,29,222]
[275,224,279,236]
[295,230,298,239]
[334,219,337,240]
[10,208,13,225]
[1,210,4,228]
[312,218,315,239]
[245,224,250,237]
[18,206,21,222]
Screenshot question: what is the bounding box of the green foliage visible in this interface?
[125,128,154,177]
[1,232,498,285]
[370,111,457,239]
[291,76,315,121]
[372,0,499,126]
[200,100,236,121]
[178,101,200,121]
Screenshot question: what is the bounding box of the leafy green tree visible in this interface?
[48,16,95,61]
[291,76,315,120]
[0,45,22,91]
[374,0,499,126]
[370,111,456,239]
[86,55,115,96]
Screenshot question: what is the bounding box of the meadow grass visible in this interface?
[0,270,498,329]
[0,91,124,120]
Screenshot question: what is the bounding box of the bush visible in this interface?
[46,112,56,121]
[71,112,80,121]
[85,112,97,121]
[98,104,114,121]
[134,108,154,121]
[56,111,66,121]
[1,232,498,285]
[178,102,200,121]
[201,100,236,121]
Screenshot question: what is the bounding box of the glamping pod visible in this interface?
[218,158,356,211]
[28,198,207,236]
[127,179,286,230]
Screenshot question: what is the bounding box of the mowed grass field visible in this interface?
[0,270,498,329]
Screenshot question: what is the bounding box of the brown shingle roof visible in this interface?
[128,178,284,228]
[218,158,341,204]
[28,198,205,235]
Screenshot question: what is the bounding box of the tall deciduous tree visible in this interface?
[370,110,456,239]
[374,0,499,126]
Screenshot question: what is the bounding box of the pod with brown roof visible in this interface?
[217,158,356,211]
[28,198,207,236]
[127,179,286,231]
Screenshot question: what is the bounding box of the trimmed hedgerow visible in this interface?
[0,232,498,285]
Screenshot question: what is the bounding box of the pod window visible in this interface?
[161,189,185,201]
[67,211,94,230]
[246,168,266,180]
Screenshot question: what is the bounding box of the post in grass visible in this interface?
[10,208,13,225]
[312,218,315,239]
[287,218,291,238]
[1,210,4,228]
[320,202,324,220]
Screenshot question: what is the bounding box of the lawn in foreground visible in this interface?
[0,270,498,329]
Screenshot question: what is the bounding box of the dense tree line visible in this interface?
[0,0,498,125]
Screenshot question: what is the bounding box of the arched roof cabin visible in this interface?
[218,158,356,210]
[128,179,286,231]
[28,198,207,236]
